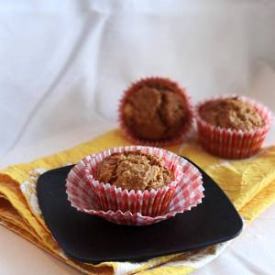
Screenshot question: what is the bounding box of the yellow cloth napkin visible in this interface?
[0,129,274,275]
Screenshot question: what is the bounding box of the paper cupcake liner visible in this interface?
[118,77,194,146]
[195,95,272,159]
[66,146,204,226]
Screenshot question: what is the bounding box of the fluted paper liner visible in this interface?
[66,146,204,225]
[196,96,272,159]
[119,77,194,146]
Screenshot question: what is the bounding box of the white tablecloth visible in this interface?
[0,1,275,274]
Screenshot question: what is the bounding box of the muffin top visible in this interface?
[95,151,173,190]
[199,97,264,131]
[122,84,187,140]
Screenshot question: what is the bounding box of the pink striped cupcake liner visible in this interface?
[118,77,194,146]
[66,146,204,226]
[196,95,272,159]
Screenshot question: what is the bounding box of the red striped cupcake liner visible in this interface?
[118,77,194,146]
[66,146,204,226]
[195,95,272,159]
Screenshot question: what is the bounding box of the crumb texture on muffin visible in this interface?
[199,97,264,131]
[95,151,173,190]
[122,85,187,140]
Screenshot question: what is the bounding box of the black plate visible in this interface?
[37,158,243,264]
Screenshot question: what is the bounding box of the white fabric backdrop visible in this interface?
[0,1,275,274]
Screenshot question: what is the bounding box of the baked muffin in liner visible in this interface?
[195,96,272,159]
[119,77,194,146]
[66,146,204,226]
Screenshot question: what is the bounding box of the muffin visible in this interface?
[66,146,204,225]
[199,97,264,131]
[196,96,272,159]
[95,151,173,191]
[88,148,179,216]
[119,77,193,145]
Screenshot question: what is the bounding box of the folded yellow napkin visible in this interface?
[0,129,274,275]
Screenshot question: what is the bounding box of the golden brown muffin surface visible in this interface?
[122,85,187,140]
[95,151,173,190]
[199,97,264,131]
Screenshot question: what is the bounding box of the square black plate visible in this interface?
[37,157,243,264]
